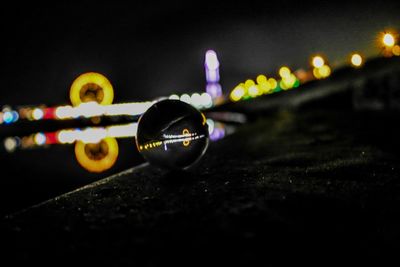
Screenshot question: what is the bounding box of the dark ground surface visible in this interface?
[2,58,400,265]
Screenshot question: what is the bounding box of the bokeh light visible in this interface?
[268,78,278,90]
[393,45,400,56]
[313,64,331,79]
[54,101,153,120]
[57,130,78,144]
[230,85,245,102]
[180,94,191,104]
[200,93,213,108]
[257,74,271,94]
[70,72,114,106]
[311,56,325,68]
[190,93,202,107]
[11,111,19,123]
[248,85,260,97]
[205,50,220,71]
[244,79,255,89]
[206,83,223,99]
[3,111,14,124]
[74,102,103,118]
[319,65,331,77]
[34,133,46,146]
[382,33,395,47]
[279,66,291,79]
[32,108,44,120]
[256,74,267,85]
[4,137,17,152]
[169,94,180,100]
[55,105,74,119]
[350,53,363,67]
[281,73,297,89]
[74,137,119,173]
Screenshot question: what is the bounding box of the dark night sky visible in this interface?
[1,0,399,105]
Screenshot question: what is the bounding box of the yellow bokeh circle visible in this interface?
[70,72,114,106]
[75,137,119,173]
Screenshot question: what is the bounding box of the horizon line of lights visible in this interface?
[3,118,230,153]
[0,101,155,125]
[1,93,214,126]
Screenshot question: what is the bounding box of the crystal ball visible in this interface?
[135,99,209,170]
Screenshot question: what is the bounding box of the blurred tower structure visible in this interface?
[204,50,224,104]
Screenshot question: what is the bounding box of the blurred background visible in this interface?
[0,0,399,215]
[1,0,399,104]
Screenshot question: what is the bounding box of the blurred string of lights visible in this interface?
[2,118,231,153]
[229,29,399,102]
[1,102,154,123]
[229,66,301,102]
[0,92,213,126]
[0,29,399,126]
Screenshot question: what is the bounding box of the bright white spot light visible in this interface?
[104,102,153,116]
[201,93,213,108]
[312,56,325,68]
[55,105,74,119]
[34,132,46,146]
[169,94,180,100]
[383,33,395,47]
[107,123,138,138]
[75,102,103,118]
[205,50,220,70]
[351,53,363,67]
[190,93,202,108]
[79,128,107,144]
[180,94,191,104]
[3,111,14,124]
[32,108,44,120]
[57,130,77,144]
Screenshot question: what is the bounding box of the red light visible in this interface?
[45,132,58,145]
[43,107,56,119]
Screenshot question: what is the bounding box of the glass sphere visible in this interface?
[136,99,209,170]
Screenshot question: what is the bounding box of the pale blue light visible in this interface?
[3,111,13,124]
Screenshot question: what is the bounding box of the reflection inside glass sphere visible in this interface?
[136,99,209,170]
